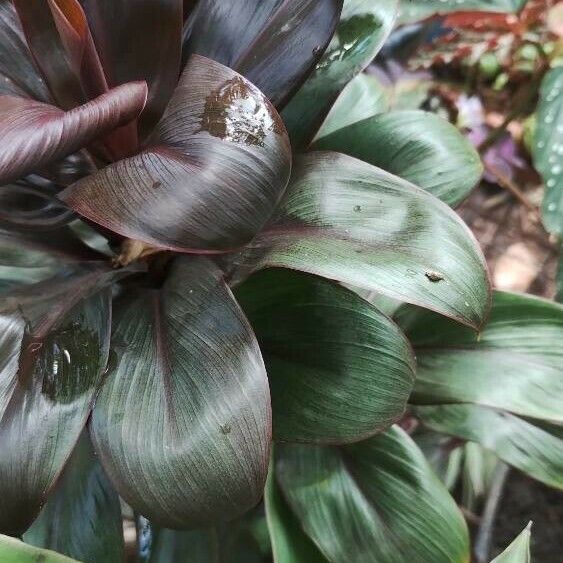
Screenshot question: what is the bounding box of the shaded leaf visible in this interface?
[491,523,532,563]
[148,527,219,563]
[24,432,123,563]
[282,0,398,150]
[235,268,415,444]
[91,257,271,529]
[265,460,328,563]
[0,265,121,536]
[397,292,563,424]
[62,55,291,254]
[534,67,563,235]
[416,404,563,490]
[82,0,182,134]
[275,426,470,563]
[398,0,527,24]
[233,151,490,329]
[0,535,78,563]
[315,73,389,139]
[0,0,51,100]
[0,82,147,185]
[184,0,342,108]
[314,110,483,206]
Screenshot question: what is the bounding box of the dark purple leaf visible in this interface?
[0,82,147,185]
[184,0,342,107]
[0,0,51,100]
[61,55,291,254]
[91,257,271,529]
[0,265,126,536]
[82,0,183,135]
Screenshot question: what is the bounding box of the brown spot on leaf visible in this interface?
[425,270,445,282]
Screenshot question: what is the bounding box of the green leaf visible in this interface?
[282,0,398,150]
[235,269,415,444]
[534,67,563,235]
[148,527,219,563]
[491,523,532,563]
[0,535,79,563]
[234,151,490,330]
[275,426,470,563]
[91,257,271,529]
[24,432,123,563]
[315,73,389,139]
[0,265,120,536]
[398,292,563,424]
[416,404,563,490]
[265,460,328,563]
[398,0,527,24]
[314,110,483,206]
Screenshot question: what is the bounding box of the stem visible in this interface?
[474,462,510,563]
[484,163,539,216]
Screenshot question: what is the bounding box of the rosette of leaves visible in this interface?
[0,0,491,561]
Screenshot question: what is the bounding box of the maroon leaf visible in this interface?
[82,0,183,135]
[0,82,147,185]
[184,0,343,107]
[61,55,291,254]
[0,0,51,100]
[0,265,126,536]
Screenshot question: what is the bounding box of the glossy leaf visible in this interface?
[314,110,483,206]
[416,404,563,490]
[397,292,563,424]
[0,265,119,536]
[534,67,563,235]
[0,535,78,563]
[0,0,51,100]
[491,523,532,563]
[233,151,490,329]
[236,269,415,444]
[91,257,271,529]
[82,0,182,133]
[0,82,147,185]
[275,426,470,563]
[148,527,219,563]
[282,0,398,150]
[398,0,527,24]
[14,0,87,108]
[184,0,342,108]
[265,461,328,563]
[24,432,123,563]
[62,55,291,254]
[315,73,389,139]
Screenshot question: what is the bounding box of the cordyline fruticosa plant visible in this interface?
[1,0,559,562]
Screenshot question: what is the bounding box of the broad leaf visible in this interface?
[0,265,119,536]
[233,152,490,329]
[314,110,483,206]
[148,527,219,563]
[0,535,78,563]
[534,67,563,235]
[0,83,147,185]
[491,523,532,563]
[315,73,389,139]
[0,0,51,100]
[398,292,563,424]
[282,0,398,150]
[275,426,470,562]
[183,0,343,108]
[91,257,271,529]
[265,461,328,563]
[82,0,182,134]
[24,432,123,563]
[398,0,528,24]
[416,404,563,490]
[236,269,415,444]
[62,55,291,254]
